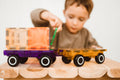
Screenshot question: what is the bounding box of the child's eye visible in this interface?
[79,18,84,21]
[69,15,74,19]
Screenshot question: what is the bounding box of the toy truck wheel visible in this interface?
[84,57,91,61]
[95,53,105,64]
[20,57,28,64]
[7,55,19,67]
[51,57,56,64]
[39,55,52,67]
[74,55,85,67]
[62,56,71,64]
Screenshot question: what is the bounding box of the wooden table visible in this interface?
[0,57,120,80]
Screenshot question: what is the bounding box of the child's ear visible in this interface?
[86,15,89,20]
[63,10,65,16]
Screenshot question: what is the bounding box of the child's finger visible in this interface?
[57,24,62,32]
[54,19,58,26]
[53,27,55,30]
[54,19,60,28]
[50,21,56,27]
[51,20,58,27]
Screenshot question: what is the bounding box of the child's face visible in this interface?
[64,3,89,34]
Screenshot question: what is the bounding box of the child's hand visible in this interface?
[91,45,103,49]
[41,11,62,32]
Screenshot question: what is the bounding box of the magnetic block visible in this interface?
[6,27,49,50]
[28,27,49,50]
[6,28,28,50]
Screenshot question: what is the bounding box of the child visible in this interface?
[31,0,102,49]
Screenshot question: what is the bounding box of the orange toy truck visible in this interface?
[58,49,106,67]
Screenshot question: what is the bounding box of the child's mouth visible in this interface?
[71,27,76,30]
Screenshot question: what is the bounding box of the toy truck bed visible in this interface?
[57,49,107,67]
[4,27,59,67]
[4,50,58,67]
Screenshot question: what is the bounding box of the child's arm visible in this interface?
[31,8,62,32]
[41,10,62,32]
[86,29,102,49]
[31,9,49,27]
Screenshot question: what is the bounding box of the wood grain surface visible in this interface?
[0,57,120,79]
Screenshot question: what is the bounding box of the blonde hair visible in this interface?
[65,0,93,16]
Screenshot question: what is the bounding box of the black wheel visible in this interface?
[73,55,85,67]
[7,55,20,67]
[62,56,71,64]
[84,57,91,61]
[95,53,105,64]
[20,57,28,64]
[39,55,52,67]
[51,57,56,64]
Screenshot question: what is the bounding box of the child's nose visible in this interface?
[73,19,78,26]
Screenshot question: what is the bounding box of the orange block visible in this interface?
[28,27,49,50]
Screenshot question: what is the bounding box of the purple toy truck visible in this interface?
[4,27,58,67]
[4,50,57,67]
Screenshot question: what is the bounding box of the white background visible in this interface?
[0,0,120,79]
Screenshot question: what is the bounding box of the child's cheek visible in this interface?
[80,21,85,27]
[66,19,71,25]
[78,23,84,29]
